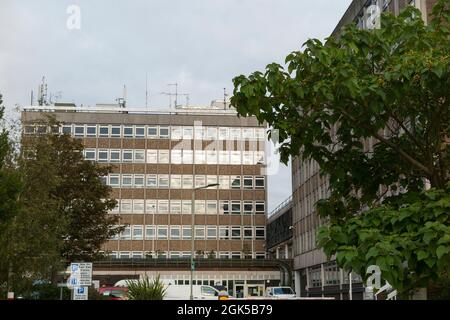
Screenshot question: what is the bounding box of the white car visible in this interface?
[265,287,296,299]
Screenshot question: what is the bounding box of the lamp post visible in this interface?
[190,183,219,300]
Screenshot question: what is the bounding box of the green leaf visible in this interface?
[436,246,449,259]
[417,250,429,261]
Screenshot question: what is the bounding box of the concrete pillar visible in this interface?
[285,244,289,259]
[294,270,301,297]
[320,263,325,297]
[276,247,280,259]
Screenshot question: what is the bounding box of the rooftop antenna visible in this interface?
[168,83,178,108]
[178,93,190,108]
[145,73,149,110]
[116,84,127,108]
[223,88,228,110]
[37,76,48,106]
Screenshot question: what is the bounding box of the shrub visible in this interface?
[126,275,166,300]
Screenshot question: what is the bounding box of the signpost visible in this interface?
[73,287,88,300]
[67,262,92,300]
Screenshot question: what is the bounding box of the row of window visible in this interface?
[85,149,265,165]
[25,124,266,141]
[111,199,266,215]
[103,174,265,191]
[114,225,266,241]
[108,251,267,259]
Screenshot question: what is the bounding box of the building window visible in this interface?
[231,176,241,189]
[255,227,265,239]
[243,201,253,214]
[218,127,229,140]
[170,200,181,214]
[206,150,217,164]
[243,176,253,190]
[98,150,108,162]
[168,126,180,140]
[220,201,229,215]
[230,151,241,164]
[182,150,193,164]
[147,150,158,164]
[99,126,109,137]
[206,175,217,188]
[255,176,265,189]
[110,150,121,162]
[170,175,182,189]
[159,150,170,163]
[74,125,85,137]
[255,252,266,259]
[62,125,72,135]
[195,200,205,214]
[158,200,169,214]
[243,151,253,165]
[231,201,241,215]
[134,150,145,163]
[206,201,217,214]
[219,227,229,240]
[123,126,133,138]
[255,201,265,214]
[182,175,193,189]
[120,226,131,240]
[122,175,133,187]
[219,151,229,165]
[121,200,132,213]
[183,127,193,140]
[86,126,97,137]
[170,226,181,239]
[219,251,229,259]
[135,126,145,138]
[207,226,217,239]
[231,226,241,239]
[242,128,254,140]
[119,251,130,259]
[133,200,144,213]
[219,176,230,189]
[146,200,157,214]
[229,128,241,140]
[182,201,192,214]
[171,150,182,164]
[159,175,169,188]
[132,225,143,240]
[85,149,96,161]
[194,126,204,140]
[195,175,206,188]
[109,174,120,187]
[123,150,133,162]
[157,226,168,239]
[206,127,217,140]
[146,175,157,188]
[159,126,169,138]
[132,251,143,259]
[194,150,205,164]
[231,251,241,259]
[182,226,191,239]
[147,126,158,138]
[111,126,121,137]
[255,128,265,140]
[243,227,253,239]
[134,175,144,188]
[195,226,205,239]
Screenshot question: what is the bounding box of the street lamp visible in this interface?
[190,183,219,300]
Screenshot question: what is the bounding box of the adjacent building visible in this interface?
[21,101,285,298]
[292,0,438,299]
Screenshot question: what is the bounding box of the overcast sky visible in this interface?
[0,0,352,211]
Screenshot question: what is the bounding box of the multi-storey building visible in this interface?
[292,0,438,299]
[21,101,285,298]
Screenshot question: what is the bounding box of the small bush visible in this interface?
[126,275,166,300]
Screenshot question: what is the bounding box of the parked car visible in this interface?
[265,287,296,299]
[98,287,129,300]
[164,285,225,300]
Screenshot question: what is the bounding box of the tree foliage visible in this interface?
[231,1,449,295]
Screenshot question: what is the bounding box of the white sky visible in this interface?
[0,0,352,211]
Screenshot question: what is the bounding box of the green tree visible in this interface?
[20,118,121,262]
[0,94,22,298]
[231,1,449,296]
